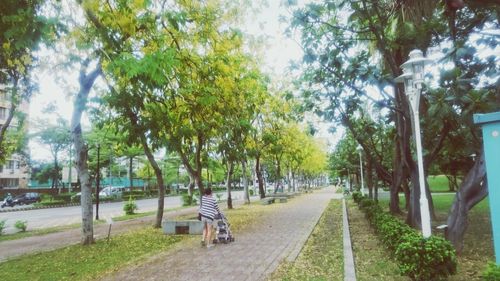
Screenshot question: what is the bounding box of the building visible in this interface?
[0,85,30,189]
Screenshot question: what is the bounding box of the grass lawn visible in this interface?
[0,227,184,281]
[0,206,190,242]
[111,211,155,221]
[0,199,280,280]
[378,193,493,280]
[0,220,105,243]
[269,200,344,281]
[427,175,453,192]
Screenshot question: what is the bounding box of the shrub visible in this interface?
[99,195,121,202]
[14,220,28,232]
[40,194,53,201]
[364,204,382,222]
[123,196,138,215]
[181,193,198,206]
[352,191,363,203]
[483,262,500,281]
[53,193,73,203]
[70,194,80,203]
[34,200,66,207]
[359,198,377,210]
[396,234,457,281]
[376,215,414,251]
[354,196,457,281]
[123,190,145,198]
[249,189,254,196]
[0,219,6,235]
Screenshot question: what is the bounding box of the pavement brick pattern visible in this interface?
[101,188,340,281]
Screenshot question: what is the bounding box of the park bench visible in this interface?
[260,197,275,205]
[267,193,294,199]
[163,220,204,235]
[274,197,288,203]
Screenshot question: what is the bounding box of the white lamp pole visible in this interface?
[395,49,432,238]
[357,144,365,196]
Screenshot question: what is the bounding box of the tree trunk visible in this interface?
[179,148,204,199]
[129,157,133,189]
[226,161,234,209]
[71,60,101,245]
[194,170,204,195]
[401,180,410,211]
[446,151,487,254]
[54,155,60,191]
[241,159,250,204]
[286,168,291,192]
[128,111,165,228]
[0,79,18,160]
[446,175,459,192]
[274,158,281,193]
[255,155,265,199]
[390,107,404,214]
[141,139,164,228]
[406,166,436,228]
[367,158,373,199]
[141,147,165,228]
[188,173,195,197]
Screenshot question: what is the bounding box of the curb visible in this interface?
[0,203,81,213]
[343,198,357,281]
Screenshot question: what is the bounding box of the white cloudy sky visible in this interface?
[29,0,336,161]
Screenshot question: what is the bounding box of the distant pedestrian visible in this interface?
[199,187,221,248]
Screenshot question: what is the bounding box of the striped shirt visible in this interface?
[199,195,221,220]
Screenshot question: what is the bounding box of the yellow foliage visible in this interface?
[81,0,100,12]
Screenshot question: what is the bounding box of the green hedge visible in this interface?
[53,193,74,203]
[352,192,457,281]
[123,190,147,200]
[123,190,145,196]
[121,194,143,201]
[34,200,66,207]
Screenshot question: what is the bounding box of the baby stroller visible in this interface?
[213,213,235,244]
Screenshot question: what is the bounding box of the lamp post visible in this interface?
[395,49,432,238]
[356,144,365,196]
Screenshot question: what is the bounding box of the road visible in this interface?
[0,191,250,234]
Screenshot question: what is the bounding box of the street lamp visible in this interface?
[395,49,432,238]
[356,144,365,196]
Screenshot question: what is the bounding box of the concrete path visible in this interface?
[101,188,341,281]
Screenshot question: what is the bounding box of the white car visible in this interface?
[99,186,124,197]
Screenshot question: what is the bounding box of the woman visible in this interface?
[199,187,221,248]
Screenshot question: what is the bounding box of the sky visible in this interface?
[28,0,336,162]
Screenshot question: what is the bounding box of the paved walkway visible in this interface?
[101,188,342,281]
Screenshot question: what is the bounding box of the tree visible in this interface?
[34,117,71,190]
[71,58,101,245]
[288,0,499,252]
[0,0,58,163]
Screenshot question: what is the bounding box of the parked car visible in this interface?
[99,186,124,197]
[12,192,41,205]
